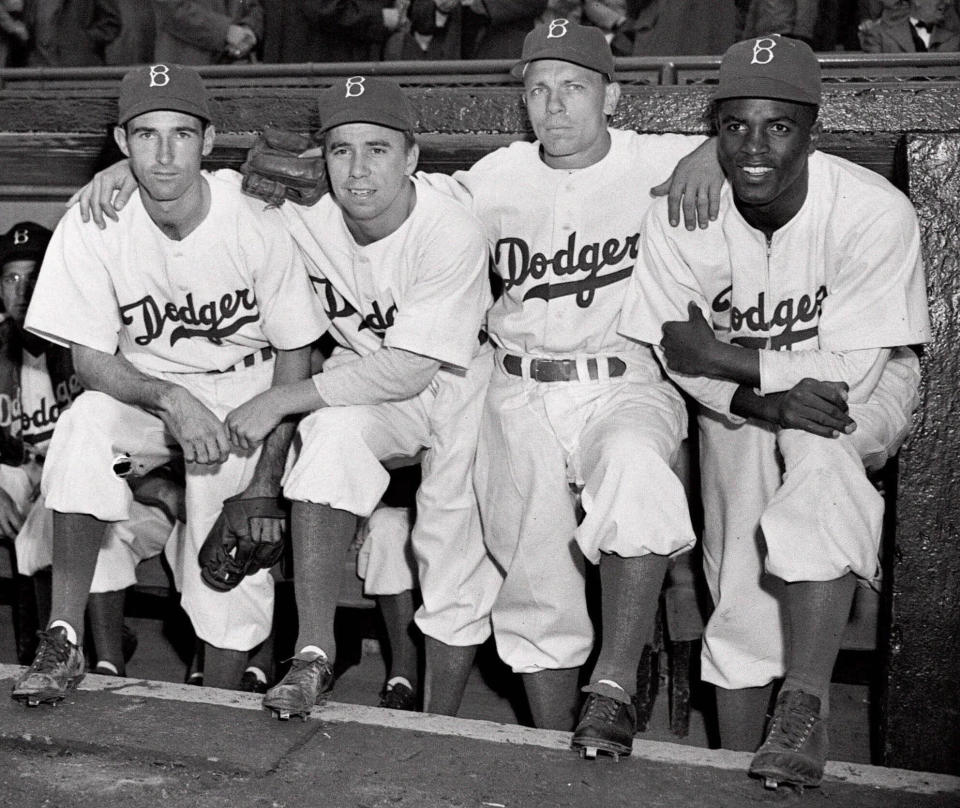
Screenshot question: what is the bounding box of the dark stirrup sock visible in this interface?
[590,552,670,692]
[376,590,419,685]
[289,501,357,660]
[782,573,857,717]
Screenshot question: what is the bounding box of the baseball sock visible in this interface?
[204,644,247,689]
[376,591,418,686]
[49,511,109,648]
[88,590,127,675]
[521,668,580,730]
[587,552,670,696]
[782,573,857,717]
[423,636,476,716]
[715,683,775,751]
[290,501,357,662]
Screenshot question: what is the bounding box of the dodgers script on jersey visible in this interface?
[276,179,491,371]
[621,150,931,406]
[26,172,327,374]
[441,128,705,356]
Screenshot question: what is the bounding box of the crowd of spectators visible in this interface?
[0,0,956,69]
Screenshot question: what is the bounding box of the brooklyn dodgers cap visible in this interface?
[317,76,417,135]
[0,222,52,268]
[117,63,212,125]
[714,35,821,106]
[511,19,616,82]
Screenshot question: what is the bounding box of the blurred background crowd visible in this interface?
[0,0,956,71]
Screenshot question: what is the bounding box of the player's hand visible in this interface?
[225,389,284,452]
[661,301,719,376]
[237,477,284,547]
[65,160,137,229]
[159,386,232,465]
[650,137,723,231]
[771,378,856,438]
[0,488,24,540]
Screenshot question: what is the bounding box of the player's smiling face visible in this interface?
[523,59,620,170]
[324,123,419,244]
[115,110,214,205]
[716,98,820,229]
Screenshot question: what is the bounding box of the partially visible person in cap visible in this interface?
[415,19,723,757]
[12,62,326,706]
[620,34,930,787]
[0,219,183,680]
[214,74,499,720]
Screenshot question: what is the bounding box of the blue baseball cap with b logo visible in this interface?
[0,222,52,268]
[117,63,212,125]
[511,19,616,82]
[317,76,417,135]
[714,36,821,106]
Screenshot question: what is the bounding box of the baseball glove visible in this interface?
[240,127,327,207]
[198,493,288,592]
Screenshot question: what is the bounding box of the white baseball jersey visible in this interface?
[621,151,931,399]
[26,171,327,373]
[19,348,80,455]
[276,179,491,371]
[425,128,705,357]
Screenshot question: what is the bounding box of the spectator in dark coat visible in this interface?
[105,0,156,65]
[25,0,120,66]
[152,0,263,64]
[859,0,959,50]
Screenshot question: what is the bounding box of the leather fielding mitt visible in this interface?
[240,127,327,206]
[198,493,288,592]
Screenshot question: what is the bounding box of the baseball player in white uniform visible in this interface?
[416,21,723,756]
[0,221,179,676]
[220,76,500,720]
[620,36,931,787]
[12,63,326,706]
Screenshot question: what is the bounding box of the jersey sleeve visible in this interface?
[241,199,330,350]
[383,202,490,370]
[25,208,122,354]
[759,347,888,402]
[620,201,740,419]
[818,194,931,351]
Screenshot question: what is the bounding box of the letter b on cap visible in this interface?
[12,229,29,246]
[149,64,170,87]
[548,19,569,38]
[751,38,777,65]
[345,76,365,98]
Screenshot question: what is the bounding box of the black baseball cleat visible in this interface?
[262,651,334,721]
[240,668,270,694]
[571,692,637,762]
[749,689,827,790]
[378,680,417,711]
[12,627,85,707]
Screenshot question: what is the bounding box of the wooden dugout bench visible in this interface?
[0,53,957,775]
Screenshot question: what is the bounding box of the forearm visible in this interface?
[153,0,232,50]
[730,385,775,424]
[246,346,311,491]
[313,347,441,407]
[72,344,180,417]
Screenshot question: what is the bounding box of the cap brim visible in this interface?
[510,51,615,82]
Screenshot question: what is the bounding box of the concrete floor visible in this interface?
[0,587,874,764]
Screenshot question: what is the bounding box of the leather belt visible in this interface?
[209,345,275,374]
[501,354,627,383]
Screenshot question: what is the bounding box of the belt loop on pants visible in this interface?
[500,352,627,383]
[209,345,275,374]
